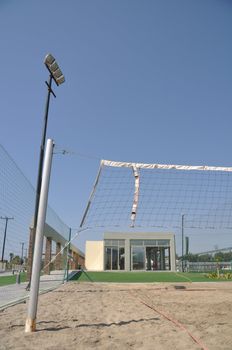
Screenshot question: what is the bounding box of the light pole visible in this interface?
[1,216,14,262]
[27,54,65,289]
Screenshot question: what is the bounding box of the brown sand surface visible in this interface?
[0,282,232,350]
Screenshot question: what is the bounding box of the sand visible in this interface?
[0,281,232,350]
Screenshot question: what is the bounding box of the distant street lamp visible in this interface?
[27,54,65,289]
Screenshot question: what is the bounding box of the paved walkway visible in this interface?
[0,270,75,310]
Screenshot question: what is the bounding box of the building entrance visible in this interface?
[146,247,160,270]
[145,246,170,270]
[131,240,171,271]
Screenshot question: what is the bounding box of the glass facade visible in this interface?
[119,247,125,270]
[131,246,145,270]
[130,239,171,271]
[112,248,118,270]
[104,237,172,271]
[105,247,111,270]
[130,239,169,246]
[104,240,125,270]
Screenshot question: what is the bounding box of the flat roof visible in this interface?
[44,223,85,258]
[104,232,174,240]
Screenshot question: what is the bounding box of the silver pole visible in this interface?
[25,139,54,332]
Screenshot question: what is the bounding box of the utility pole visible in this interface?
[1,216,14,262]
[20,242,25,264]
[185,236,189,256]
[181,214,184,272]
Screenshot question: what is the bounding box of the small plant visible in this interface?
[223,272,232,280]
[206,271,232,280]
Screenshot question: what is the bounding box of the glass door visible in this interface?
[146,247,161,270]
[131,246,145,270]
[105,247,111,270]
[112,248,118,270]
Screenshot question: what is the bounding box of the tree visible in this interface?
[9,253,14,262]
[11,255,21,265]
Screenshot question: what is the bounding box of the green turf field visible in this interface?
[0,273,26,286]
[70,271,224,283]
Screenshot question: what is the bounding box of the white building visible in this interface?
[85,232,176,272]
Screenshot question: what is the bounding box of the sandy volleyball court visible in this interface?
[0,282,232,350]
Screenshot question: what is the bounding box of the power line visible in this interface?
[53,145,102,161]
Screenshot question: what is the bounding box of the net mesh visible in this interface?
[81,160,232,252]
[0,144,70,261]
[83,163,232,230]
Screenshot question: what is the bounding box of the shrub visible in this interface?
[206,272,232,280]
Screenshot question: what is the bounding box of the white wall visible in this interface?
[85,241,104,271]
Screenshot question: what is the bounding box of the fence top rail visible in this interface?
[186,262,232,265]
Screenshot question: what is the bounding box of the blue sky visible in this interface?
[0,0,232,252]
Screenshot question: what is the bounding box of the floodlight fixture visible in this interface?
[44,53,65,86]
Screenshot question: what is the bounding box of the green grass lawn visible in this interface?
[70,271,220,283]
[0,273,27,287]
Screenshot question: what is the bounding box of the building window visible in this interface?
[119,247,125,270]
[104,240,125,270]
[105,247,111,270]
[130,239,171,271]
[112,248,118,270]
[132,246,145,270]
